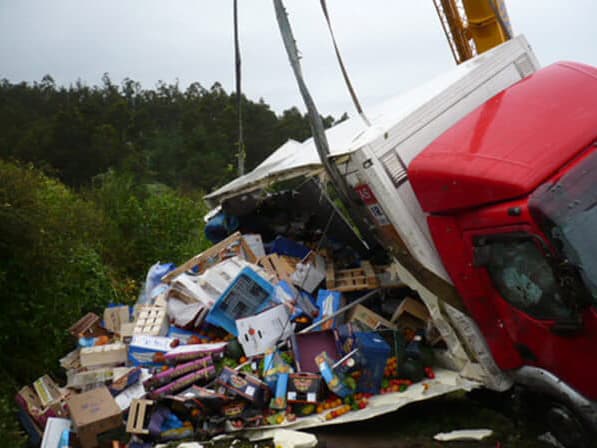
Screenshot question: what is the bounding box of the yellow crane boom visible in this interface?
[433,0,513,64]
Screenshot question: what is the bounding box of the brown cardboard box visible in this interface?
[66,386,122,448]
[349,304,397,330]
[32,375,64,408]
[79,342,128,368]
[103,306,130,334]
[391,297,430,331]
[68,312,106,338]
[15,385,64,429]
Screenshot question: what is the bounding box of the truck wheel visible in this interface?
[547,404,589,448]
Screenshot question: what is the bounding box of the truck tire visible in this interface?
[547,404,589,448]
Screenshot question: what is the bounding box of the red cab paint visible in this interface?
[409,62,597,213]
[412,63,597,401]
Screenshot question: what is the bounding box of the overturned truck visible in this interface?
[205,35,597,443]
[20,35,597,448]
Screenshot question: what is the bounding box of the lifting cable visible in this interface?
[319,0,371,126]
[233,0,246,176]
[272,0,377,252]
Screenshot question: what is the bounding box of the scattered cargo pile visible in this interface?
[17,230,445,448]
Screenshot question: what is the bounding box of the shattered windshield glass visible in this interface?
[530,147,597,305]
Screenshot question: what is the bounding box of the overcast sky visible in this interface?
[1,1,596,117]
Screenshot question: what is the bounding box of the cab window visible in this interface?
[486,239,572,320]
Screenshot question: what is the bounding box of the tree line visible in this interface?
[0,74,341,190]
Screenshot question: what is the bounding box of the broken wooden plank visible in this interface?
[162,232,256,283]
[257,253,295,282]
[361,261,378,286]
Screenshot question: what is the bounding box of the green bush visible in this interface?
[88,170,210,278]
[0,160,118,378]
[0,160,120,445]
[0,163,210,444]
[0,380,28,448]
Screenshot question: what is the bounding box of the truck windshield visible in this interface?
[530,147,597,305]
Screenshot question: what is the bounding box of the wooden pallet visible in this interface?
[326,261,380,292]
[162,232,256,283]
[257,253,296,282]
[126,399,154,435]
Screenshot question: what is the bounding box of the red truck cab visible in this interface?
[409,62,597,439]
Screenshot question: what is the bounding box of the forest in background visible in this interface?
[0,75,342,445]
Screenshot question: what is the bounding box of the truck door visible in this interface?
[472,231,597,400]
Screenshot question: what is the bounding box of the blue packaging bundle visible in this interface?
[270,236,310,259]
[205,212,239,244]
[353,332,391,394]
[138,262,176,305]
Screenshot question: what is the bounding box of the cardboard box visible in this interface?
[15,385,64,429]
[133,306,168,336]
[242,234,266,258]
[66,386,122,448]
[349,304,397,331]
[291,252,326,293]
[149,365,216,399]
[32,375,64,408]
[16,406,42,445]
[236,304,293,357]
[103,306,130,334]
[286,373,322,404]
[143,356,213,391]
[119,322,135,341]
[80,342,127,368]
[41,417,71,448]
[68,313,105,338]
[291,330,340,373]
[216,367,271,408]
[59,349,81,370]
[128,335,174,367]
[66,367,116,389]
[391,297,430,331]
[163,341,227,364]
